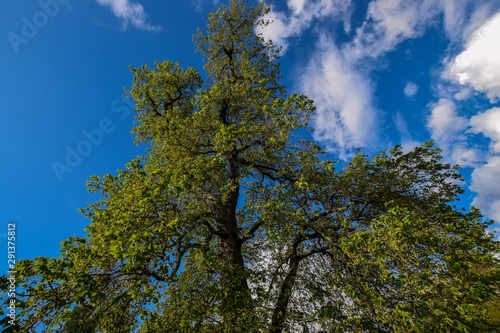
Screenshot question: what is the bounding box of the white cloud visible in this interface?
[257,9,291,49]
[300,40,378,158]
[437,0,493,42]
[451,12,500,100]
[258,0,500,165]
[191,0,204,12]
[426,98,479,166]
[438,7,500,225]
[437,0,469,40]
[96,0,160,31]
[261,0,455,59]
[191,0,221,11]
[259,0,448,156]
[287,0,307,15]
[427,99,468,142]
[393,112,410,139]
[470,156,500,222]
[460,2,500,42]
[345,0,439,60]
[449,145,479,168]
[341,0,497,63]
[257,0,352,51]
[469,107,500,153]
[404,82,418,97]
[453,87,473,100]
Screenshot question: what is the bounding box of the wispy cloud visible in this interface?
[258,0,353,52]
[191,0,221,12]
[426,98,478,167]
[393,112,420,152]
[345,0,439,60]
[427,99,468,143]
[300,39,378,158]
[96,0,161,31]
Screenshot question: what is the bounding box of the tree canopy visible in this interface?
[2,1,499,332]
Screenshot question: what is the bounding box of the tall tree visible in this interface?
[2,1,499,332]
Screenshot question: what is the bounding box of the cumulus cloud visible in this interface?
[469,107,500,153]
[470,156,500,222]
[427,5,500,226]
[437,8,500,226]
[300,40,377,157]
[96,0,160,31]
[404,82,418,97]
[451,12,500,101]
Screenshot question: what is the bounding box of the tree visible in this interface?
[2,1,499,332]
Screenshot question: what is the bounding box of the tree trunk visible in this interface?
[217,218,253,330]
[218,157,253,330]
[269,256,300,333]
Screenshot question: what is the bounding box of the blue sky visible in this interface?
[1,0,500,273]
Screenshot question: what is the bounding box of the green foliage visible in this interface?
[2,1,499,332]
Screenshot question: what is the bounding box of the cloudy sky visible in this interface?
[1,0,500,270]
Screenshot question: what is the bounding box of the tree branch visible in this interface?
[239,220,264,243]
